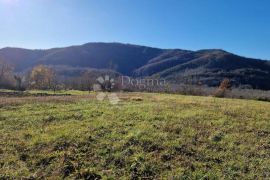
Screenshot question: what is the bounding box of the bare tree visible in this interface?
[14,75,24,91]
[0,59,13,81]
[0,59,15,89]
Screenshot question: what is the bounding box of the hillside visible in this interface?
[144,50,270,89]
[0,43,164,75]
[1,43,270,89]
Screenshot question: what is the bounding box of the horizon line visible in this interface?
[0,41,269,61]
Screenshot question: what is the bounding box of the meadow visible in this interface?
[0,91,270,179]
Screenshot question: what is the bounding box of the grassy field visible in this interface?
[1,91,270,179]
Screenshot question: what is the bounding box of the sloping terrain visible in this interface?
[146,50,270,89]
[1,92,270,179]
[0,43,164,75]
[1,43,270,89]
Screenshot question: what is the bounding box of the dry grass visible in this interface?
[1,91,270,179]
[0,95,95,107]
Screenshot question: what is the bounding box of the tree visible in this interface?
[0,59,15,89]
[81,71,96,92]
[214,78,231,97]
[0,60,12,81]
[14,75,25,91]
[29,65,57,90]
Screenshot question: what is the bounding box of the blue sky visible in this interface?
[0,0,270,59]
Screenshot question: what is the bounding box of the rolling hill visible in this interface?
[0,42,270,89]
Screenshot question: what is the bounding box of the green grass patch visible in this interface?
[0,92,270,179]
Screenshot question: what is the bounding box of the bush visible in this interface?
[213,78,231,97]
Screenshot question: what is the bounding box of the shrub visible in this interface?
[214,78,231,97]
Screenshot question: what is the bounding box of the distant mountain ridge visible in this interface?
[1,42,270,89]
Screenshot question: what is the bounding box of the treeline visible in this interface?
[0,60,23,90]
[0,60,118,91]
[0,59,257,95]
[0,60,57,91]
[1,59,270,102]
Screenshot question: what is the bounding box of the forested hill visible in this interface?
[1,42,270,89]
